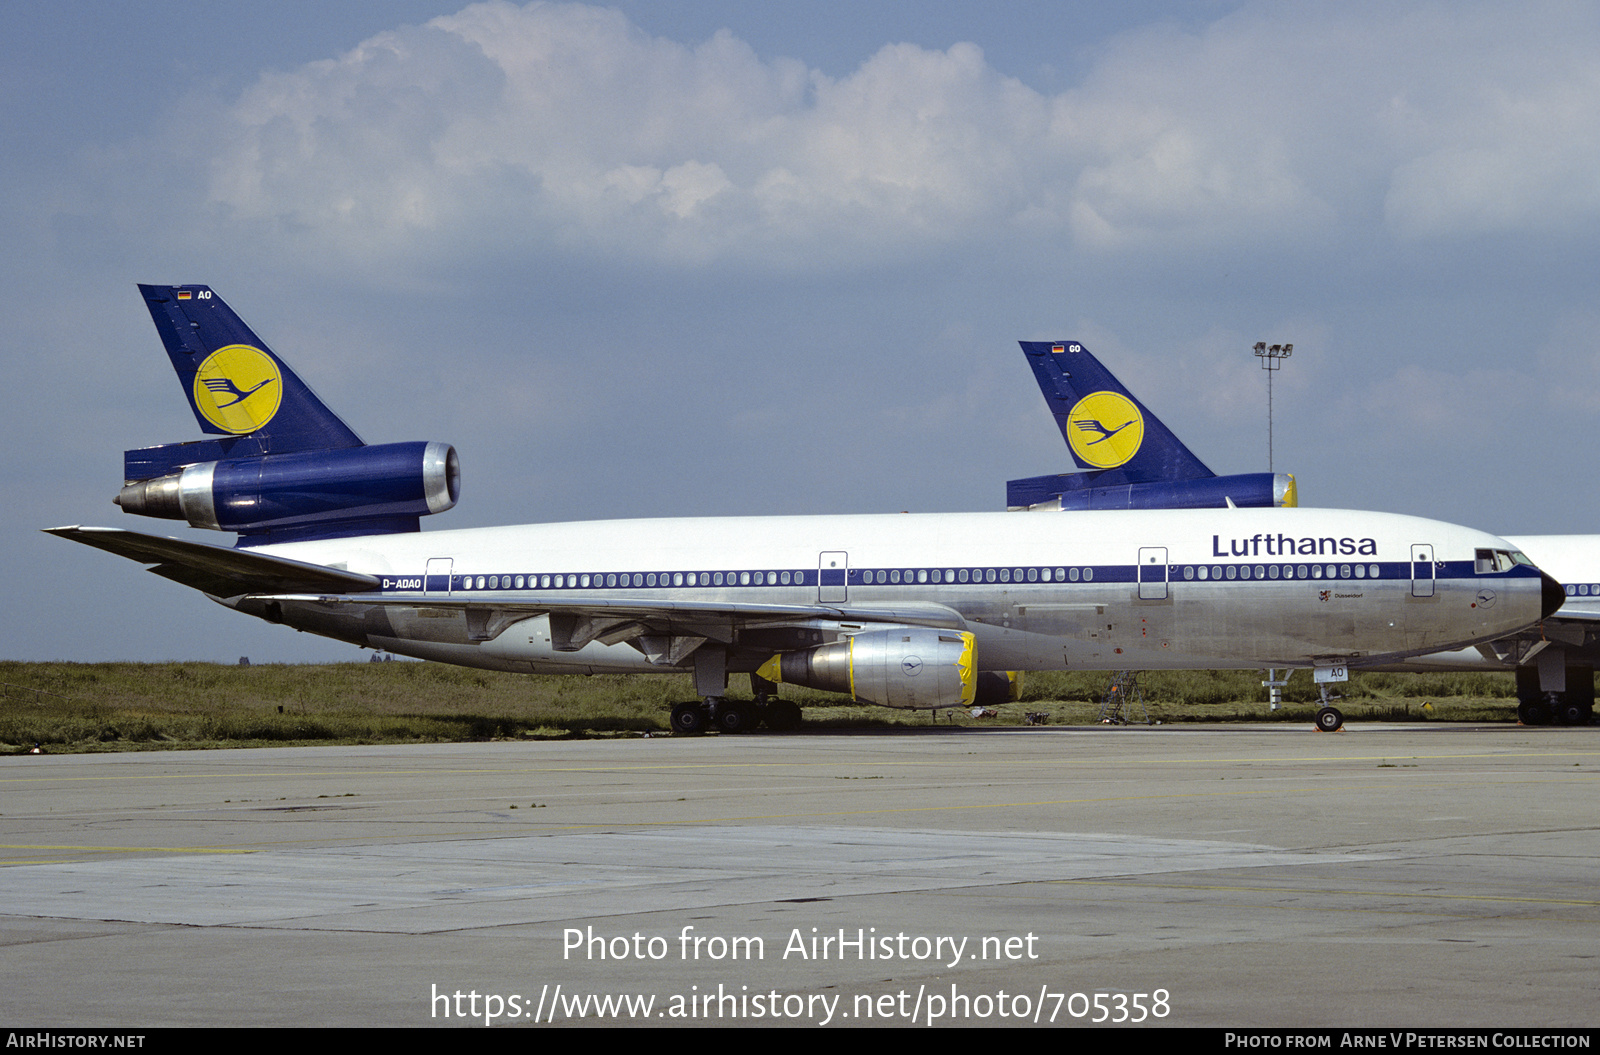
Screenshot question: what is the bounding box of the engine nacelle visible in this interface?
[116,441,459,543]
[757,627,976,710]
[1007,471,1295,511]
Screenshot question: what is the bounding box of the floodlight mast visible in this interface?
[1253,341,1292,472]
[1254,338,1293,713]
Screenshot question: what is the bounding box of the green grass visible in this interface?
[0,661,1520,754]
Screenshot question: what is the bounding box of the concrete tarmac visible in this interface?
[2,723,1597,1028]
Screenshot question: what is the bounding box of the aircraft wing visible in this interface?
[251,591,970,651]
[44,526,382,597]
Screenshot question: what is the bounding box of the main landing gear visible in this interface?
[1516,694,1593,726]
[670,694,802,735]
[1515,666,1594,727]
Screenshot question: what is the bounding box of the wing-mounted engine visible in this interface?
[756,627,977,710]
[116,440,459,544]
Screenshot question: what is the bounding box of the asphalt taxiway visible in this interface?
[2,723,1597,1027]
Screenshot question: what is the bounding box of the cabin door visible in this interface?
[819,551,849,603]
[1138,547,1169,600]
[426,558,453,593]
[1411,544,1435,597]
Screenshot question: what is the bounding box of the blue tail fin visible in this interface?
[1011,340,1294,511]
[137,284,362,467]
[119,285,458,545]
[1021,340,1212,484]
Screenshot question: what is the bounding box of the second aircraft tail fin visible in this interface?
[1011,340,1294,511]
[1020,340,1212,485]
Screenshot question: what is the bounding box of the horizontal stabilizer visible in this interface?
[44,525,380,597]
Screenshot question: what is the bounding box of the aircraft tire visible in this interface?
[1517,699,1552,726]
[1315,707,1344,733]
[762,699,802,732]
[715,700,757,734]
[1559,699,1592,726]
[671,701,710,735]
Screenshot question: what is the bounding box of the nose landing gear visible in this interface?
[1314,683,1344,733]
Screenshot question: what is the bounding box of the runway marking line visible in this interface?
[1045,878,1600,908]
[0,844,254,854]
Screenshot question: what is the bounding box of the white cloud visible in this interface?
[140,1,1600,273]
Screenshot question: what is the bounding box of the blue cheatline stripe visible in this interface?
[373,559,1535,593]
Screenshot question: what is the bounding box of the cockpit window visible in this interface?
[1477,549,1528,573]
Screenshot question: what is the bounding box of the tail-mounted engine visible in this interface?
[1007,471,1296,511]
[116,440,459,544]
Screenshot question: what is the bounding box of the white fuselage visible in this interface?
[240,506,1550,687]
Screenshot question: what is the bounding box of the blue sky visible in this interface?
[5,1,1599,662]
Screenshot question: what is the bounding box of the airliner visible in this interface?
[1013,338,1598,726]
[47,287,1563,734]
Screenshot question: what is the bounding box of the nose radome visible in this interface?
[1541,571,1566,620]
